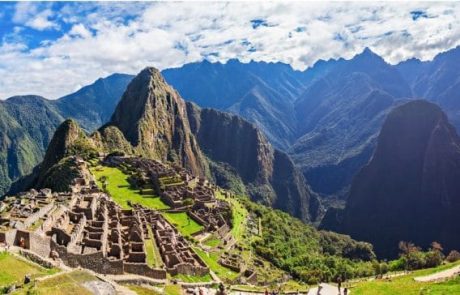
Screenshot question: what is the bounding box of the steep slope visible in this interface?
[56,73,133,132]
[289,48,412,198]
[163,59,306,150]
[107,67,208,177]
[186,103,319,221]
[323,100,460,258]
[0,96,64,195]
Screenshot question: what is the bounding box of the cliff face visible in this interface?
[326,100,460,257]
[186,102,318,221]
[108,67,207,177]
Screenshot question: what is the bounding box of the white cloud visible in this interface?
[13,3,59,31]
[1,2,460,99]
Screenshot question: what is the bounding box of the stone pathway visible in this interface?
[307,283,349,295]
[414,264,460,282]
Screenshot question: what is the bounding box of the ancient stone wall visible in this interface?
[124,263,167,279]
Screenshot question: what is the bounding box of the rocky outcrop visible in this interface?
[108,67,207,177]
[322,100,460,257]
[186,103,319,222]
[36,119,95,186]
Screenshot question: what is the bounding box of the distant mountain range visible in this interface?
[1,46,460,214]
[163,46,460,200]
[0,74,132,194]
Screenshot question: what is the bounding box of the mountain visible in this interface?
[322,100,460,258]
[107,67,208,177]
[102,67,318,221]
[0,96,64,194]
[0,75,131,196]
[161,51,416,199]
[162,59,307,149]
[186,103,320,221]
[288,48,412,198]
[55,73,133,132]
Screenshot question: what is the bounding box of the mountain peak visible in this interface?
[353,47,383,61]
[138,66,163,80]
[108,67,208,176]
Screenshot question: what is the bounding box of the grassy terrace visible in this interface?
[0,252,58,288]
[90,166,170,210]
[216,190,248,243]
[352,261,460,295]
[173,273,213,283]
[162,212,203,237]
[15,270,101,295]
[193,247,239,281]
[203,235,221,248]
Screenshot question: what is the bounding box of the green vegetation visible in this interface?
[390,241,445,271]
[40,157,81,192]
[352,261,460,295]
[145,239,156,268]
[15,270,99,295]
[241,197,375,284]
[203,235,221,248]
[164,284,182,295]
[0,252,57,288]
[145,226,163,268]
[193,247,239,281]
[423,276,460,294]
[173,273,213,283]
[216,191,247,243]
[90,166,170,210]
[162,212,203,237]
[208,160,247,196]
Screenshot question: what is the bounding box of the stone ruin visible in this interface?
[0,156,223,280]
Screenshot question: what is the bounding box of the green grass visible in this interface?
[90,166,170,210]
[164,284,182,295]
[0,252,57,287]
[352,262,460,295]
[203,235,221,248]
[173,273,213,283]
[162,212,203,237]
[145,238,156,268]
[216,191,247,243]
[193,247,239,281]
[14,270,97,295]
[423,276,460,294]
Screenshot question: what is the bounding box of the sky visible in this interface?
[0,1,459,100]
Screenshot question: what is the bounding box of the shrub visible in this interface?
[425,250,443,268]
[446,250,460,263]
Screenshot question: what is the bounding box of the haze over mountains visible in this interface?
[1,46,460,222]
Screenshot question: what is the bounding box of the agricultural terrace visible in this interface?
[0,252,58,289]
[90,165,170,210]
[15,270,108,295]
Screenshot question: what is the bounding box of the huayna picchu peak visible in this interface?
[107,67,208,178]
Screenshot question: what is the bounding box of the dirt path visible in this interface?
[307,283,349,295]
[414,264,460,282]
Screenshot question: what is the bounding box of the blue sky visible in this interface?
[0,1,459,99]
